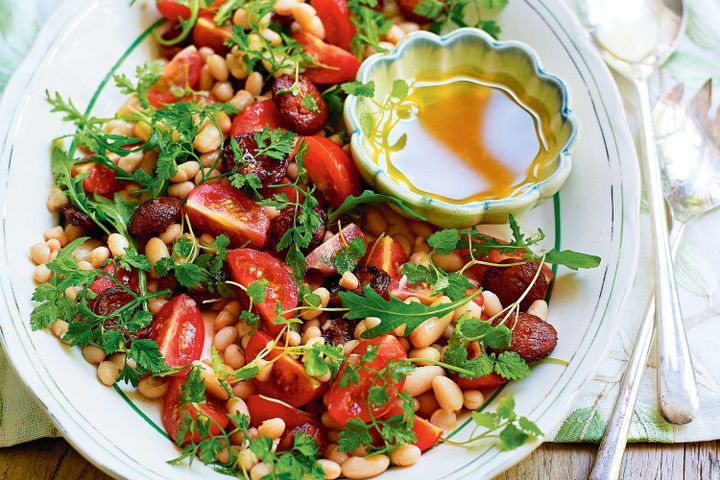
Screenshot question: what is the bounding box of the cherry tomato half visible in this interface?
[311,0,356,51]
[305,223,365,274]
[162,376,229,444]
[147,46,202,108]
[156,0,192,21]
[293,31,361,84]
[326,335,407,425]
[71,163,123,199]
[247,395,320,429]
[230,99,287,136]
[227,248,298,335]
[245,331,326,407]
[150,294,205,369]
[192,12,233,54]
[383,404,442,452]
[302,135,361,208]
[365,235,408,278]
[184,183,271,248]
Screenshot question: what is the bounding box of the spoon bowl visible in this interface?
[655,81,720,223]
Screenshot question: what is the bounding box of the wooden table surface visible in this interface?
[0,438,718,479]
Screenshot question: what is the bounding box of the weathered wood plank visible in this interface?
[1,439,719,479]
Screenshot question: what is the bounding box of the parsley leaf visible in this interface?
[332,237,367,274]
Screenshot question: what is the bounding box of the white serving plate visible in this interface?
[0,0,640,478]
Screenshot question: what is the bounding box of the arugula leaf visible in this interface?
[544,248,601,270]
[328,189,427,223]
[339,285,480,338]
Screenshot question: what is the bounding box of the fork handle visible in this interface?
[635,78,699,425]
[589,222,686,480]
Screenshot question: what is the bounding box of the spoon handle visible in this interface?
[635,79,699,425]
[588,222,685,480]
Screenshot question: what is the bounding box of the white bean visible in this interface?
[341,455,390,479]
[482,290,503,317]
[389,444,421,466]
[403,366,444,397]
[527,299,548,321]
[432,376,463,412]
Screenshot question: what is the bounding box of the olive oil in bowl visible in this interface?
[368,76,556,204]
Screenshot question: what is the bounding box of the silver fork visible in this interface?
[590,80,719,479]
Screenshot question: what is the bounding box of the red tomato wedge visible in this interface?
[302,135,361,208]
[365,236,408,278]
[450,341,507,390]
[384,404,442,452]
[150,294,205,369]
[184,183,271,248]
[311,0,356,51]
[162,376,229,444]
[294,31,361,84]
[261,177,305,204]
[71,163,123,198]
[305,223,365,274]
[192,12,233,54]
[227,248,298,335]
[230,99,287,136]
[156,0,192,21]
[245,332,326,407]
[147,46,202,108]
[247,395,320,429]
[89,264,139,296]
[326,335,407,425]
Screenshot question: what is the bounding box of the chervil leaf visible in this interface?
[483,324,512,350]
[438,273,473,300]
[472,411,501,428]
[333,236,367,274]
[391,79,409,100]
[428,229,459,254]
[401,262,435,284]
[247,279,268,304]
[494,351,531,381]
[338,418,372,453]
[174,262,204,288]
[499,423,528,450]
[341,80,376,97]
[496,394,516,420]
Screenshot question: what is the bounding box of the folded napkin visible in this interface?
[0,0,719,448]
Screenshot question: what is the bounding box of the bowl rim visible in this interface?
[344,27,581,224]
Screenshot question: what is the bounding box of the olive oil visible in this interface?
[371,76,555,203]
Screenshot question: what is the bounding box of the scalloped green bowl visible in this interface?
[343,28,580,227]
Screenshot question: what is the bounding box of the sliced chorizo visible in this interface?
[272,74,328,135]
[482,259,548,311]
[220,132,289,185]
[128,197,182,236]
[491,312,557,362]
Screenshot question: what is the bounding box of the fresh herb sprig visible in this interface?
[413,0,506,38]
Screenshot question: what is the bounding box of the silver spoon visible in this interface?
[574,0,698,426]
[588,80,718,480]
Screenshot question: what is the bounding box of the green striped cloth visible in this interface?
[1,0,719,448]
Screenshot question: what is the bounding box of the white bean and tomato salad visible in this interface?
[30,1,601,478]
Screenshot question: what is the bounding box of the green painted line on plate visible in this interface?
[71,17,169,440]
[113,384,171,441]
[67,18,164,159]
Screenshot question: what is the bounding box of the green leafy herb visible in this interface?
[328,189,427,223]
[339,285,481,338]
[333,236,367,274]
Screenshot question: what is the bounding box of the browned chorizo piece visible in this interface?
[92,286,151,339]
[267,205,327,256]
[128,197,182,236]
[327,265,390,306]
[321,317,358,346]
[220,132,289,185]
[271,74,328,135]
[482,259,548,311]
[491,312,557,362]
[58,204,96,231]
